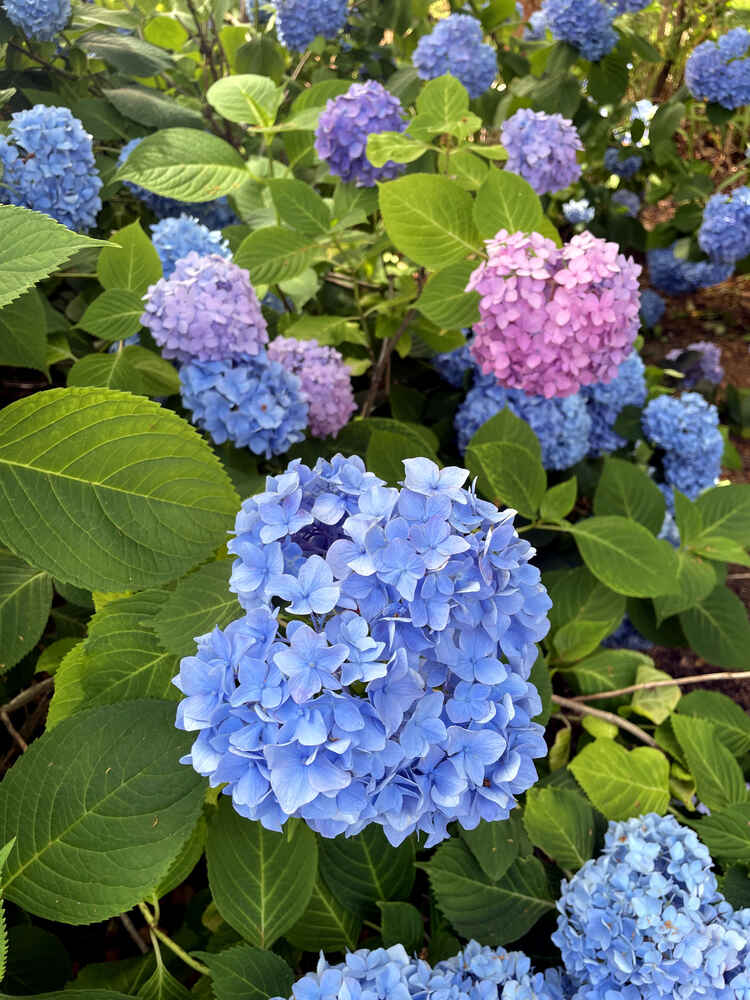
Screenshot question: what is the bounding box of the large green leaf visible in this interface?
[318,827,415,918]
[234,227,323,285]
[417,262,480,329]
[103,87,204,130]
[523,787,594,871]
[652,551,717,623]
[698,804,750,864]
[198,944,294,1000]
[466,437,546,519]
[96,221,162,295]
[152,560,243,657]
[206,75,283,127]
[366,132,429,167]
[560,648,651,708]
[285,878,361,952]
[630,664,680,725]
[671,716,748,812]
[415,75,472,134]
[472,170,544,241]
[137,964,190,1000]
[680,585,750,669]
[267,179,331,236]
[0,701,204,923]
[0,552,51,671]
[78,289,145,342]
[459,812,530,882]
[570,516,679,597]
[569,740,670,820]
[78,31,173,75]
[67,347,180,398]
[695,484,750,545]
[206,801,317,948]
[378,902,423,954]
[548,566,625,663]
[0,388,239,591]
[0,839,15,982]
[0,288,47,373]
[593,459,666,535]
[677,690,750,756]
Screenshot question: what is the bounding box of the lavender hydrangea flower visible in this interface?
[150,214,230,278]
[141,252,268,364]
[686,27,750,110]
[640,288,665,327]
[413,14,497,98]
[175,454,551,844]
[541,0,618,62]
[642,392,724,499]
[665,341,724,388]
[604,146,642,178]
[611,189,641,217]
[647,242,733,295]
[273,0,348,50]
[698,187,750,265]
[501,109,583,196]
[179,354,308,457]
[0,105,101,231]
[267,336,356,438]
[3,0,70,38]
[581,351,647,456]
[314,81,407,187]
[563,199,595,225]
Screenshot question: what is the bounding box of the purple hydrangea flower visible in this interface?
[141,252,268,364]
[611,189,642,217]
[150,214,230,278]
[413,14,497,98]
[581,351,647,456]
[647,242,733,295]
[665,341,724,388]
[3,0,70,39]
[698,187,750,265]
[267,336,356,438]
[563,199,595,225]
[686,28,750,110]
[642,392,724,499]
[273,0,348,50]
[501,109,583,196]
[604,146,642,178]
[0,105,101,231]
[179,354,308,457]
[314,81,407,187]
[640,288,666,327]
[541,0,618,62]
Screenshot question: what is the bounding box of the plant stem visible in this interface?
[7,40,76,79]
[571,670,750,703]
[1,677,54,714]
[137,903,210,975]
[360,307,416,418]
[120,912,148,955]
[550,694,658,748]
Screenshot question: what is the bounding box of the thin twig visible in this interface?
[571,670,750,703]
[7,40,76,79]
[0,710,27,752]
[120,913,148,955]
[1,677,54,715]
[551,694,658,748]
[137,903,210,976]
[361,307,416,418]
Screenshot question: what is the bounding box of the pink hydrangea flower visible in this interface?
[267,337,356,438]
[466,230,642,398]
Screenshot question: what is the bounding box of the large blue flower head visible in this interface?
[563,199,595,225]
[541,0,617,62]
[3,0,70,39]
[150,214,230,278]
[433,335,475,387]
[698,187,750,265]
[665,340,724,388]
[273,0,348,50]
[175,455,551,845]
[604,146,642,179]
[314,81,407,187]
[640,288,665,328]
[413,14,497,98]
[456,377,592,470]
[501,109,583,196]
[0,105,101,232]
[581,351,647,456]
[435,941,571,1000]
[647,243,733,295]
[179,354,308,457]
[686,28,750,109]
[245,0,271,23]
[525,9,549,40]
[642,392,723,500]
[141,252,268,364]
[608,0,651,12]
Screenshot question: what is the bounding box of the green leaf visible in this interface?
[561,648,649,706]
[267,179,330,236]
[424,840,553,945]
[335,418,439,465]
[378,902,423,954]
[198,944,293,1000]
[206,802,317,947]
[587,49,629,105]
[366,132,428,167]
[47,590,179,728]
[472,170,544,241]
[152,560,243,657]
[671,715,749,812]
[417,261,480,329]
[677,690,750,756]
[719,866,750,909]
[523,787,595,870]
[103,86,203,130]
[674,489,702,545]
[540,477,577,523]
[0,552,51,672]
[466,440,546,518]
[234,227,323,285]
[415,74,471,132]
[156,814,206,898]
[680,585,750,670]
[570,516,679,597]
[0,388,239,591]
[0,205,109,310]
[653,551,717,623]
[378,174,482,271]
[459,812,530,882]
[97,221,162,295]
[285,878,361,952]
[650,100,686,165]
[0,839,15,982]
[366,429,436,485]
[318,827,415,918]
[630,664,681,724]
[78,289,145,342]
[698,804,750,864]
[692,535,750,567]
[695,484,750,544]
[78,31,173,75]
[569,740,670,820]
[0,700,204,923]
[0,288,48,373]
[548,567,625,663]
[467,405,543,460]
[593,458,666,535]
[206,75,283,127]
[137,964,190,1000]
[67,346,180,398]
[2,925,72,995]
[116,129,249,202]
[283,314,368,348]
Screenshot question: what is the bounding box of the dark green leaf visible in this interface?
[698,804,750,864]
[0,552,51,671]
[152,560,243,657]
[680,585,750,669]
[677,690,750,756]
[570,516,679,597]
[593,459,665,534]
[285,878,361,952]
[671,715,748,812]
[198,944,293,1000]
[523,787,595,870]
[378,902,423,954]
[97,221,162,295]
[67,346,180,398]
[0,288,47,373]
[459,811,530,882]
[318,827,415,919]
[234,227,323,285]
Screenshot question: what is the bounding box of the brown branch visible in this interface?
[1,677,54,714]
[360,308,416,418]
[571,670,750,704]
[6,40,76,79]
[120,913,149,955]
[551,694,657,748]
[0,710,27,752]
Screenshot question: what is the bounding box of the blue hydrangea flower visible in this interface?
[581,352,647,456]
[0,105,102,232]
[604,146,642,178]
[3,0,70,40]
[245,0,271,23]
[525,9,548,40]
[413,14,497,98]
[647,242,733,295]
[698,187,750,265]
[273,0,348,50]
[501,109,582,196]
[640,288,665,327]
[541,0,618,62]
[665,340,724,388]
[175,454,551,845]
[150,214,230,278]
[563,199,595,225]
[603,616,651,651]
[433,336,474,387]
[642,392,724,499]
[179,354,308,457]
[686,28,750,109]
[608,0,652,12]
[611,189,641,218]
[456,376,592,469]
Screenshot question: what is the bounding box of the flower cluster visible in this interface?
[698,187,750,265]
[433,340,474,388]
[609,0,652,12]
[621,97,658,147]
[541,0,617,62]
[642,392,724,500]
[455,376,592,470]
[525,9,548,40]
[665,341,724,388]
[273,0,348,50]
[581,351,647,456]
[245,0,271,23]
[501,110,582,196]
[3,0,70,39]
[413,14,497,98]
[685,27,750,110]
[315,81,407,187]
[640,287,666,327]
[467,230,642,398]
[612,189,641,217]
[563,199,595,225]
[179,355,308,457]
[0,105,102,232]
[150,214,231,278]
[141,252,268,364]
[174,455,551,844]
[647,243,732,295]
[267,337,356,438]
[604,146,642,178]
